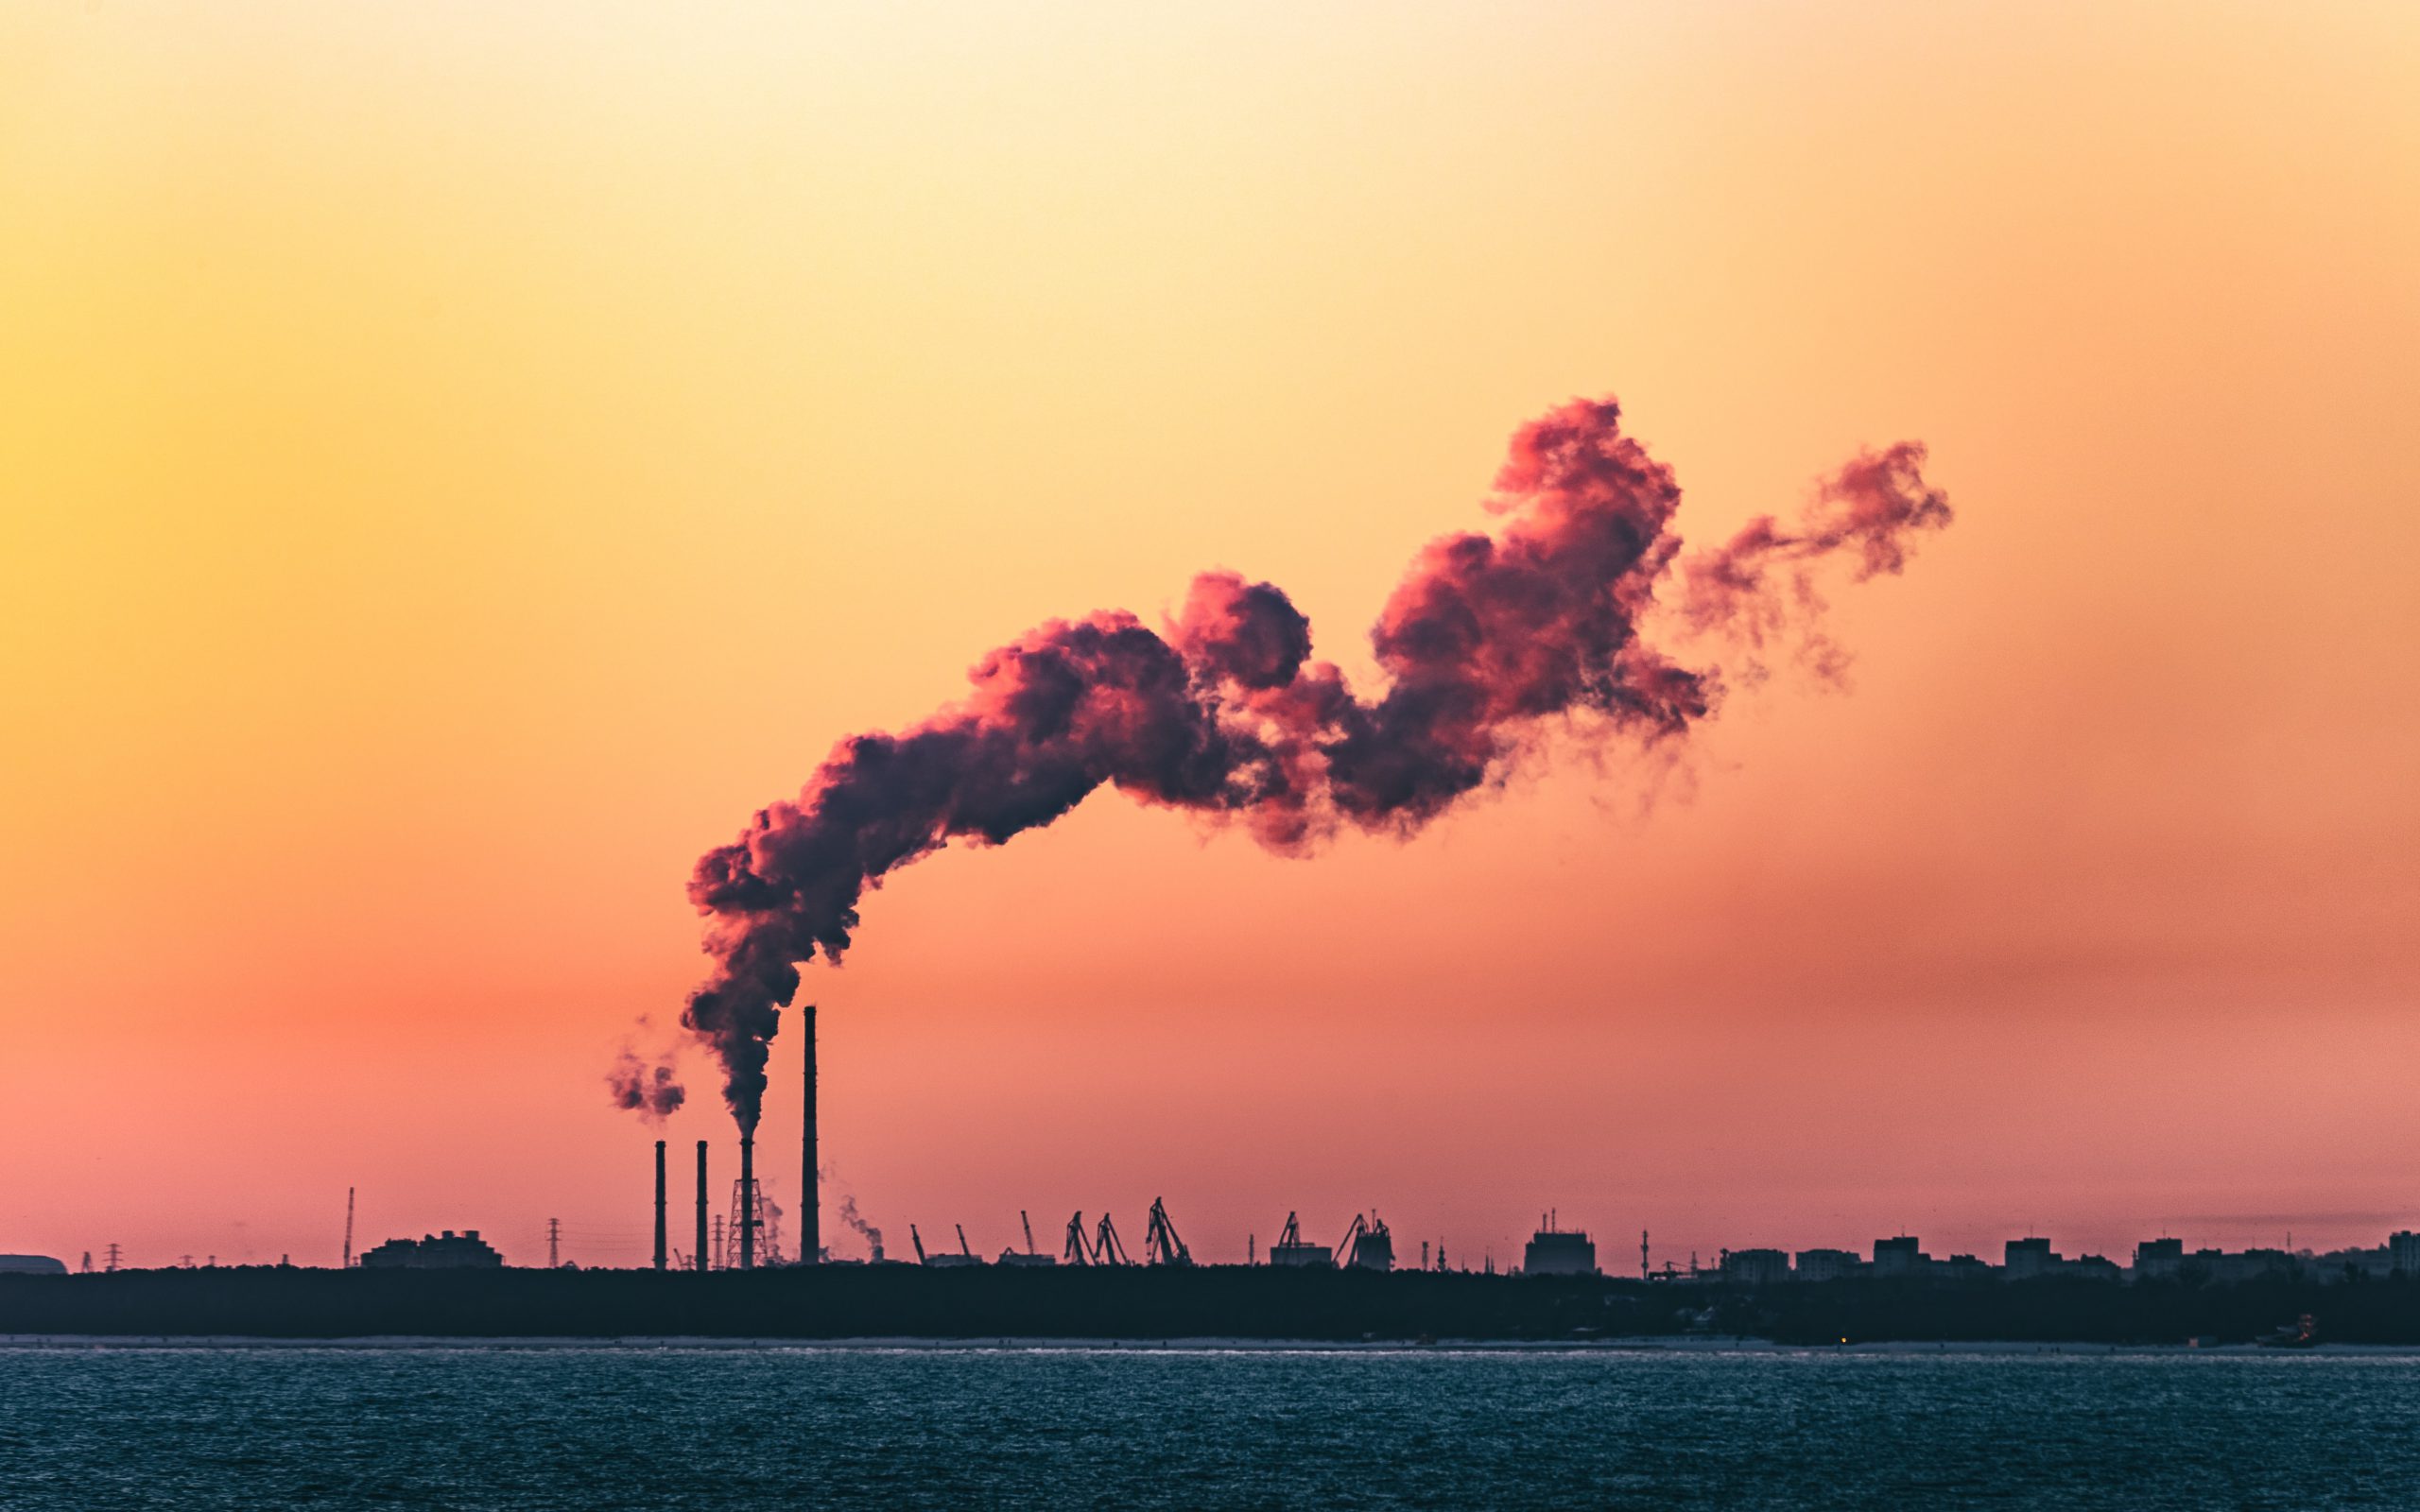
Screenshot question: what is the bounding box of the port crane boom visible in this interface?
[1145,1197,1194,1267]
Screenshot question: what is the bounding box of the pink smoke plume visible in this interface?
[1676,440,1952,681]
[674,397,1949,1128]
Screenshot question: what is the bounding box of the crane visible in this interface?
[1093,1211,1132,1265]
[1144,1197,1193,1267]
[955,1223,974,1260]
[999,1210,1057,1265]
[910,1223,928,1264]
[1337,1211,1368,1262]
[1063,1211,1091,1265]
[1336,1211,1394,1271]
[1267,1211,1337,1266]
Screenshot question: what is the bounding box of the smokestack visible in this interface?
[695,1140,708,1273]
[802,1003,819,1264]
[652,1140,667,1271]
[739,1134,756,1270]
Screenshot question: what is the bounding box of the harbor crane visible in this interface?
[1337,1212,1368,1258]
[909,1221,983,1267]
[1144,1197,1194,1267]
[1268,1211,1337,1267]
[1057,1210,1135,1264]
[1336,1211,1394,1270]
[998,1210,1058,1266]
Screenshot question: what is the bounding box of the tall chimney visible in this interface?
[738,1134,756,1270]
[652,1140,667,1271]
[695,1140,709,1273]
[802,1003,820,1265]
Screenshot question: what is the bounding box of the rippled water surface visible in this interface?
[5,1343,2419,1509]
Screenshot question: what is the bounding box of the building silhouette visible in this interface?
[358,1229,503,1270]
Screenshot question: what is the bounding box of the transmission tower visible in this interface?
[342,1187,355,1269]
[728,1179,769,1269]
[78,1251,92,1273]
[546,1218,562,1269]
[104,1243,121,1272]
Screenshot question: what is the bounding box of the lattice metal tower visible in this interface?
[728,1177,770,1269]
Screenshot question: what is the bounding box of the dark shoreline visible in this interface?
[11,1267,2420,1345]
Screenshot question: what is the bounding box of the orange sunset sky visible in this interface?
[4,2,2415,1273]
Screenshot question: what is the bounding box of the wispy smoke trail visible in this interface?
[1676,440,1951,681]
[758,1189,785,1263]
[838,1196,884,1263]
[606,1049,684,1123]
[674,396,1949,1128]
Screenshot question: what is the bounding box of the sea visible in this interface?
[4,1341,2418,1509]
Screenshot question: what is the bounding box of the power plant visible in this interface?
[627,1000,1565,1277]
[639,1009,1434,1275]
[638,1169,1600,1277]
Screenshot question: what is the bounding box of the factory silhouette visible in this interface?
[23,991,2420,1315]
[340,998,2420,1309]
[14,1007,2420,1347]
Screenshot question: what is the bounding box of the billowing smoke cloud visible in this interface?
[838,1195,884,1263]
[677,396,1949,1127]
[606,1049,684,1123]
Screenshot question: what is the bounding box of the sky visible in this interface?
[3,0,2415,1273]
